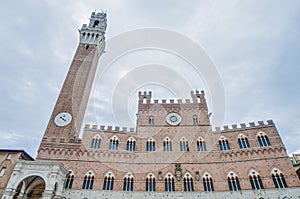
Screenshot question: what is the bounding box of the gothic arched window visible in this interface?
[165,173,175,192]
[227,172,241,191]
[219,136,230,151]
[257,132,271,147]
[126,137,136,151]
[146,138,155,152]
[123,173,134,191]
[103,172,114,190]
[197,137,206,152]
[180,137,189,152]
[82,171,94,190]
[183,173,194,191]
[91,135,101,149]
[249,170,264,190]
[109,136,119,150]
[146,173,156,191]
[163,137,172,152]
[65,171,74,189]
[237,134,250,149]
[203,173,214,192]
[271,168,288,188]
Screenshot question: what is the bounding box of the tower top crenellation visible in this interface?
[79,11,107,46]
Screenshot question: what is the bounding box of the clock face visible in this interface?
[166,112,182,126]
[54,112,72,127]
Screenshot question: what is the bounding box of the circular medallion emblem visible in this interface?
[166,112,181,126]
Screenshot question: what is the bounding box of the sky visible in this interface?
[0,0,300,158]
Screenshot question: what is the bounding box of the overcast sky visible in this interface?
[0,1,300,158]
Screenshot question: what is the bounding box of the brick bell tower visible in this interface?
[37,12,107,159]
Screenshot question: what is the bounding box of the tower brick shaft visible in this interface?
[37,12,107,159]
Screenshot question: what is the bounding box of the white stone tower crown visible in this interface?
[79,11,107,45]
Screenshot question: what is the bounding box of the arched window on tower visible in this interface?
[103,172,114,190]
[237,134,250,149]
[180,137,189,152]
[123,173,134,191]
[146,137,155,152]
[126,137,136,151]
[197,137,206,152]
[109,136,119,150]
[219,136,230,151]
[163,137,172,152]
[249,170,264,190]
[82,171,94,190]
[203,173,214,192]
[146,173,156,191]
[91,134,101,149]
[65,170,74,189]
[271,168,288,188]
[257,131,271,147]
[165,173,175,192]
[93,20,99,27]
[183,173,194,191]
[227,172,241,191]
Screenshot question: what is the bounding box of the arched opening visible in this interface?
[93,20,99,27]
[13,175,46,199]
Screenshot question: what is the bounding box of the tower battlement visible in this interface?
[138,90,207,104]
[84,124,135,133]
[214,120,275,133]
[138,90,208,111]
[79,11,107,45]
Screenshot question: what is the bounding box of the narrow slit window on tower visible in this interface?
[193,116,199,125]
[86,45,89,49]
[149,117,154,125]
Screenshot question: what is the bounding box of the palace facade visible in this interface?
[1,11,300,199]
